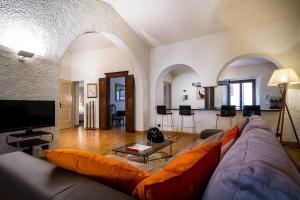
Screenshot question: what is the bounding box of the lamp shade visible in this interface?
[268,68,300,86]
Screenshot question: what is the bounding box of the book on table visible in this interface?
[126,144,151,153]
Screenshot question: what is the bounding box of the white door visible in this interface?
[59,80,73,129]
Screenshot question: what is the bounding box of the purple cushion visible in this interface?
[242,115,272,134]
[203,118,300,200]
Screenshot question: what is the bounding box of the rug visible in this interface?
[126,151,170,168]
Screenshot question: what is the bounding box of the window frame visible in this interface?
[226,79,256,109]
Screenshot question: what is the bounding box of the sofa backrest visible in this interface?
[202,116,300,200]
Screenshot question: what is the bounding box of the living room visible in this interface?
[0,0,299,199]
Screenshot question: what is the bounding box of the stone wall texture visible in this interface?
[0,0,150,154]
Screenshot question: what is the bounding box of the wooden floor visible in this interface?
[58,126,194,156]
[58,126,300,168]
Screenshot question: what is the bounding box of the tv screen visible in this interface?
[0,100,55,133]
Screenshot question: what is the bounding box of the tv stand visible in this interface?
[25,129,34,134]
[6,130,53,155]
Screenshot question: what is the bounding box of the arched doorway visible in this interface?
[152,64,201,128]
[154,64,199,109]
[60,32,139,132]
[216,55,280,109]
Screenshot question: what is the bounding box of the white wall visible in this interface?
[110,77,125,111]
[60,51,71,80]
[66,47,130,128]
[171,72,204,109]
[0,0,150,147]
[217,63,281,109]
[150,29,300,142]
[163,73,173,83]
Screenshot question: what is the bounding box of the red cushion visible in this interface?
[132,142,222,200]
[222,125,239,146]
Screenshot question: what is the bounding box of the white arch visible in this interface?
[0,0,150,131]
[60,30,147,131]
[153,64,198,111]
[216,53,282,82]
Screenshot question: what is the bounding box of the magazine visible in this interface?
[126,144,151,152]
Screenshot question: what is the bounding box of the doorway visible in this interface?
[110,77,125,129]
[99,71,135,132]
[74,81,84,127]
[59,80,74,129]
[163,81,172,109]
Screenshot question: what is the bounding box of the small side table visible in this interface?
[6,131,53,155]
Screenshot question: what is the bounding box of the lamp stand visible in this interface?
[276,83,300,148]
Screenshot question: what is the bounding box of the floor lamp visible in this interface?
[268,68,300,148]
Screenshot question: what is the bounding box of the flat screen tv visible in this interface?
[0,100,55,133]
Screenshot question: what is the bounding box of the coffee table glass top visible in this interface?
[112,139,173,156]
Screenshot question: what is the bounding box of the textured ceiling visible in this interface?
[104,0,300,47]
[67,33,115,53]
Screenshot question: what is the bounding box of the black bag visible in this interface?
[147,127,164,143]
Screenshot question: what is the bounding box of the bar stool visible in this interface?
[155,105,175,138]
[216,105,237,128]
[243,105,261,117]
[178,105,196,141]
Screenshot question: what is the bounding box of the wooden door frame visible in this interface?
[99,78,110,130]
[99,71,135,132]
[105,71,128,78]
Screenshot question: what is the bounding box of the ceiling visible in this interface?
[68,33,115,53]
[104,0,300,47]
[228,57,273,68]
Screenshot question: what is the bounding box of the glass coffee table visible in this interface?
[112,139,174,164]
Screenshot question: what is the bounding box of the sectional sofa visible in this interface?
[0,116,299,200]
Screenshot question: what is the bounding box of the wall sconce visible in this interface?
[17,50,34,61]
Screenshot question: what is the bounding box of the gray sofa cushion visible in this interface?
[242,115,272,133]
[203,117,300,200]
[0,152,134,200]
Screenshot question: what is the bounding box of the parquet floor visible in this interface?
[57,126,300,168]
[58,126,194,156]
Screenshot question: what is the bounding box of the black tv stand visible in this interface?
[6,130,53,155]
[25,128,34,134]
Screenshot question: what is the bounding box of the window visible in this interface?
[227,79,256,109]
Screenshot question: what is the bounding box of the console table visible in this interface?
[6,131,53,155]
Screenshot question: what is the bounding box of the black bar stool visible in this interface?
[178,105,196,140]
[216,105,237,128]
[155,105,175,137]
[243,105,261,117]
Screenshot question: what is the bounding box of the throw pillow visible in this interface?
[166,130,224,164]
[221,138,234,158]
[222,125,239,147]
[132,142,222,200]
[46,149,150,194]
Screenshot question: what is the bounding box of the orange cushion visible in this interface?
[222,125,239,146]
[46,149,150,194]
[132,142,222,200]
